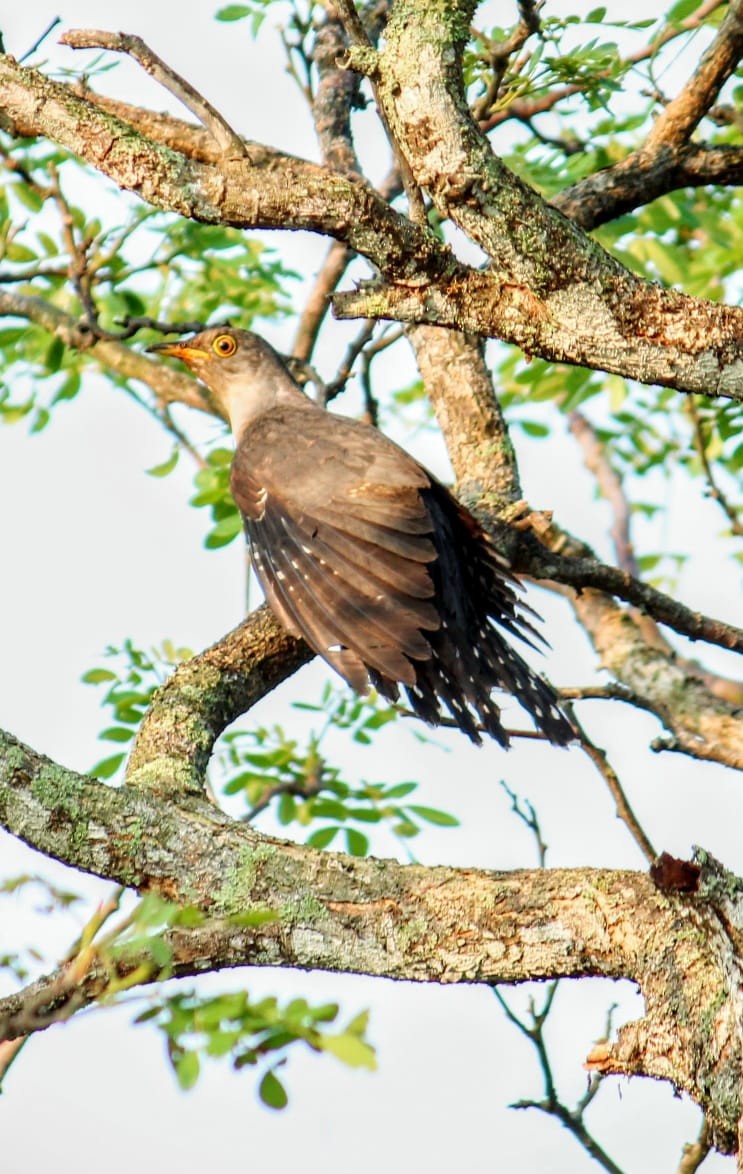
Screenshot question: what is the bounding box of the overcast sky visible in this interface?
[0,3,738,1171]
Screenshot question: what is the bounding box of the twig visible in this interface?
[19,16,61,63]
[677,1119,711,1174]
[323,319,377,404]
[60,29,248,158]
[492,985,626,1174]
[686,398,743,537]
[564,704,657,865]
[242,772,327,823]
[568,411,639,576]
[334,0,426,223]
[0,288,214,416]
[499,780,548,866]
[293,243,353,361]
[555,0,738,228]
[49,164,101,328]
[0,887,125,1080]
[524,541,743,654]
[472,0,543,122]
[479,0,725,133]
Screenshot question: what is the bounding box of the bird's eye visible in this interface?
[212,334,237,357]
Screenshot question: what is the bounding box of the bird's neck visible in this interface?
[225,364,311,442]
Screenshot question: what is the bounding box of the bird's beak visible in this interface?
[146,340,210,366]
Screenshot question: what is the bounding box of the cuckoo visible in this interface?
[149,327,573,748]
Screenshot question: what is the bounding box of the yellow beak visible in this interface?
[146,341,210,364]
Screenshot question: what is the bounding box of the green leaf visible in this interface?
[307,827,338,850]
[321,1033,376,1070]
[408,805,460,828]
[174,1050,200,1091]
[668,0,699,20]
[82,668,117,684]
[91,752,125,780]
[51,372,81,405]
[277,792,296,826]
[383,782,417,799]
[99,726,135,743]
[216,4,251,19]
[345,828,369,857]
[205,511,243,548]
[519,420,550,438]
[259,1068,288,1110]
[13,184,44,213]
[146,448,179,477]
[45,336,65,373]
[6,242,38,263]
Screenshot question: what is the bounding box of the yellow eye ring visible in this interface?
[212,334,237,357]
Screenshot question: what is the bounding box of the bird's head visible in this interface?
[148,326,297,434]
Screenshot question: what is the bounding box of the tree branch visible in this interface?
[60,29,248,158]
[520,538,743,655]
[0,726,740,1153]
[124,605,311,797]
[2,55,743,400]
[0,289,213,414]
[555,0,743,230]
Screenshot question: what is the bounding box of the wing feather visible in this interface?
[247,503,427,685]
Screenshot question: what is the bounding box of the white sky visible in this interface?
[0,2,738,1171]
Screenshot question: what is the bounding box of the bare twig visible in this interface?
[564,704,657,865]
[687,399,743,538]
[568,411,639,577]
[60,29,248,158]
[19,16,61,63]
[293,243,353,361]
[322,319,377,404]
[492,985,626,1174]
[49,164,101,327]
[499,780,548,867]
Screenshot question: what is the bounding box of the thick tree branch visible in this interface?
[556,142,743,231]
[125,605,311,796]
[333,276,743,404]
[350,1,743,400]
[1,55,743,400]
[0,727,740,1154]
[0,55,448,282]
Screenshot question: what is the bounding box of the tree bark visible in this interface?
[0,725,741,1153]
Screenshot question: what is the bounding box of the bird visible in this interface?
[148,326,574,748]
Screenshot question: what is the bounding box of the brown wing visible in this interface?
[230,405,440,691]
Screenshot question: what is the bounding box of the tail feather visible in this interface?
[377,484,574,747]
